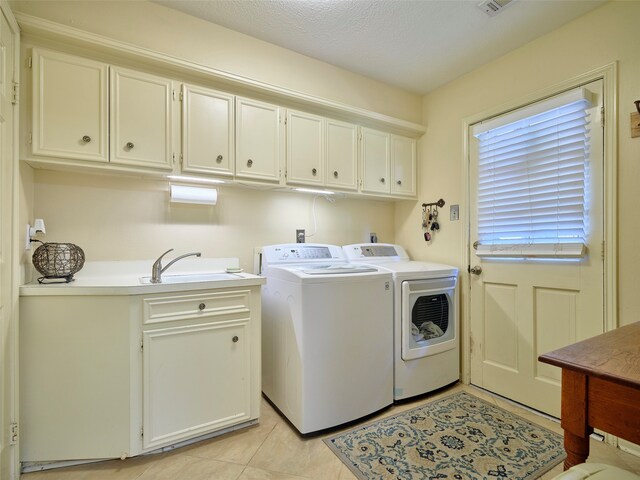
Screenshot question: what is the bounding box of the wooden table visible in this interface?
[539,322,640,470]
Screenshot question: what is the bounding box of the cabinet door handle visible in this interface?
[82,135,91,143]
[380,177,385,184]
[125,142,135,149]
[333,170,339,178]
[232,335,239,343]
[397,180,402,186]
[216,155,223,163]
[312,168,317,176]
[247,159,253,167]
[198,303,206,311]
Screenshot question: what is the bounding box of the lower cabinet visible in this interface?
[19,285,261,464]
[141,289,254,450]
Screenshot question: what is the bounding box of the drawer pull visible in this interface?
[397,180,402,186]
[380,177,385,184]
[125,142,135,149]
[198,303,206,311]
[216,155,223,163]
[312,168,317,176]
[82,135,91,143]
[247,159,253,167]
[232,335,239,343]
[333,170,339,178]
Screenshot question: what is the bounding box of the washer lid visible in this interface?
[298,264,378,275]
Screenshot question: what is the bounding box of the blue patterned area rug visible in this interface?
[324,391,565,480]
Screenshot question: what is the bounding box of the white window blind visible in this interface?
[472,88,593,258]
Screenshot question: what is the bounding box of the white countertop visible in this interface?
[20,258,265,296]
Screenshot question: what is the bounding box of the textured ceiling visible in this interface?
[154,0,605,95]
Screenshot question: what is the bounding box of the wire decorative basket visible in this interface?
[32,242,85,283]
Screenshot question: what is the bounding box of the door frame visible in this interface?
[460,63,618,387]
[0,0,20,478]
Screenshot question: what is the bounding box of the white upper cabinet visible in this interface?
[286,112,358,191]
[325,119,358,191]
[286,110,323,186]
[31,48,108,163]
[235,97,283,183]
[110,67,173,170]
[27,48,419,198]
[361,127,390,194]
[181,84,234,177]
[390,135,417,196]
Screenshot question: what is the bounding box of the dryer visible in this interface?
[343,243,459,400]
[261,244,393,433]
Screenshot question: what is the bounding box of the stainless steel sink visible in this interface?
[139,273,241,284]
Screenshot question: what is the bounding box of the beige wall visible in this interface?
[395,1,640,327]
[29,170,396,273]
[10,0,422,124]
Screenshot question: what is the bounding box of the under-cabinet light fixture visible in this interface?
[170,184,218,205]
[167,175,226,185]
[295,188,335,195]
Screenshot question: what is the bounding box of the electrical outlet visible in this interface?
[450,204,460,221]
[296,229,305,243]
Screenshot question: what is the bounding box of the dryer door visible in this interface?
[401,277,458,361]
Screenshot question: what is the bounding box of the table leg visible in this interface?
[560,369,592,470]
[564,430,590,469]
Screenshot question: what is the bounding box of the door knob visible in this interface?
[469,266,483,275]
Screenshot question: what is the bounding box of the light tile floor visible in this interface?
[23,383,640,480]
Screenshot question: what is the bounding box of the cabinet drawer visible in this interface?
[143,290,251,325]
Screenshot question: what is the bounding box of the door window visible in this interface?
[472,88,594,258]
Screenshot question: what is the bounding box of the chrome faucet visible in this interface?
[151,249,202,283]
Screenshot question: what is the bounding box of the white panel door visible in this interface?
[286,110,323,186]
[390,134,416,196]
[182,84,234,176]
[235,97,282,182]
[469,80,605,417]
[361,127,390,194]
[143,321,251,450]
[32,49,108,162]
[110,67,173,170]
[0,3,17,477]
[326,119,358,191]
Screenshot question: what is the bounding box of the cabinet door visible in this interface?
[110,67,173,170]
[326,120,358,191]
[32,49,108,162]
[182,84,234,176]
[391,135,416,196]
[286,110,323,186]
[235,97,282,182]
[361,127,390,194]
[143,320,250,450]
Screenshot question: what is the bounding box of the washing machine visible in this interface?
[261,243,393,433]
[343,243,459,400]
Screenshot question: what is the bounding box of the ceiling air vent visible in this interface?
[478,0,515,17]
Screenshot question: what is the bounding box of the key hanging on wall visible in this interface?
[421,199,445,242]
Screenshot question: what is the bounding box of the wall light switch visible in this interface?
[450,204,460,221]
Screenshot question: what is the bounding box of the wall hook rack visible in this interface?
[421,199,445,242]
[422,199,445,209]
